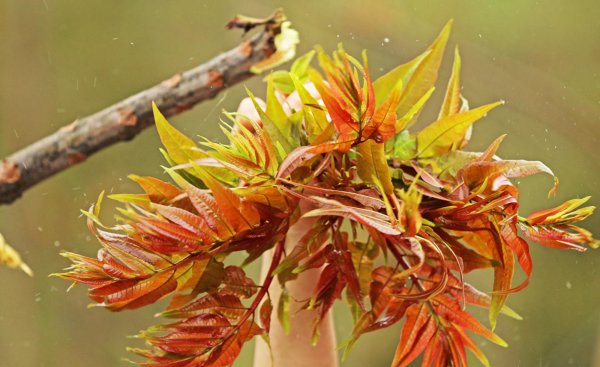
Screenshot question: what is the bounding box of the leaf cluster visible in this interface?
[57,20,597,367]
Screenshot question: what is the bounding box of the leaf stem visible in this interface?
[223,239,285,341]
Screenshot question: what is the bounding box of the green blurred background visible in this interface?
[1,1,599,366]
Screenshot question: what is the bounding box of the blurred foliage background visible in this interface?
[1,1,599,366]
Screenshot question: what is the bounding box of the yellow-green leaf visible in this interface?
[357,140,394,195]
[290,74,328,141]
[396,19,453,126]
[108,193,151,207]
[398,183,423,236]
[438,46,462,119]
[154,103,234,184]
[0,232,33,276]
[266,78,290,135]
[373,51,430,107]
[395,87,435,133]
[153,102,204,165]
[291,50,315,79]
[417,101,503,158]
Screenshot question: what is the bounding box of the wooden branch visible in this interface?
[0,10,288,205]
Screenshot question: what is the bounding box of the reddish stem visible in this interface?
[223,239,285,341]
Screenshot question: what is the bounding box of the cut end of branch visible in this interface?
[225,9,298,75]
[226,8,286,34]
[0,160,21,184]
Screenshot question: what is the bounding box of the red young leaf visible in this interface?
[392,304,437,367]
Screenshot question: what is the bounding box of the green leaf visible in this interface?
[291,50,316,78]
[416,101,503,158]
[246,88,297,154]
[267,50,315,93]
[392,131,417,160]
[278,287,291,335]
[267,70,295,94]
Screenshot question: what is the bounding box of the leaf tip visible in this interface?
[20,262,34,277]
[496,337,509,348]
[547,176,559,198]
[443,18,454,33]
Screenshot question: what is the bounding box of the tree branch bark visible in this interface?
[0,10,287,205]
